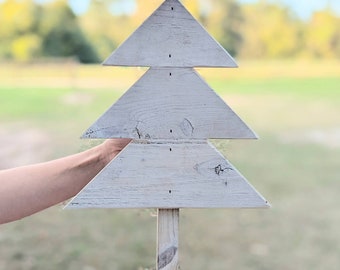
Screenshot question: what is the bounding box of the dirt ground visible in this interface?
[0,122,52,170]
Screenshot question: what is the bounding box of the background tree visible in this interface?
[205,0,243,57]
[305,9,340,58]
[0,0,43,61]
[182,0,200,18]
[79,0,118,61]
[1,0,340,62]
[40,0,99,63]
[239,1,301,59]
[0,0,99,63]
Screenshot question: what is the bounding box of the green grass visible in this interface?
[0,87,69,119]
[0,60,340,270]
[212,77,340,98]
[0,87,123,121]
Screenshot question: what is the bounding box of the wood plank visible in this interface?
[82,68,257,140]
[103,0,237,68]
[65,140,269,209]
[157,209,180,270]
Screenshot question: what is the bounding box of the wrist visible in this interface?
[98,139,131,166]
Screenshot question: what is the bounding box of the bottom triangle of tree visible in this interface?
[66,141,269,209]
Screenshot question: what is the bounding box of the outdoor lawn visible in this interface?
[0,60,339,270]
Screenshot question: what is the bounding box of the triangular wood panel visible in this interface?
[82,68,257,140]
[66,140,269,209]
[103,0,237,68]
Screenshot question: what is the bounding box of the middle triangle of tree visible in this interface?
[82,68,256,140]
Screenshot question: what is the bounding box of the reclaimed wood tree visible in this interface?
[66,0,269,269]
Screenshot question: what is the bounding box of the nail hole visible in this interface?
[169,72,172,76]
[169,148,172,152]
[169,190,172,194]
[171,7,174,10]
[169,54,172,58]
[170,129,173,133]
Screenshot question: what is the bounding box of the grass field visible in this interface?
[0,60,339,270]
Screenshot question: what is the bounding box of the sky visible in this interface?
[2,0,340,19]
[239,0,340,20]
[68,0,340,19]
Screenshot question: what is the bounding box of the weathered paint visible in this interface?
[157,209,180,270]
[82,68,257,140]
[66,140,269,209]
[103,0,237,68]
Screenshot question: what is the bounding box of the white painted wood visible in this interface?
[103,0,237,68]
[66,140,269,209]
[157,209,180,270]
[82,68,257,140]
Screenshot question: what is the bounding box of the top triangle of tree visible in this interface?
[103,0,237,67]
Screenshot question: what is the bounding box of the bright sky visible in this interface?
[35,0,137,15]
[69,0,340,19]
[239,0,340,20]
[2,0,340,19]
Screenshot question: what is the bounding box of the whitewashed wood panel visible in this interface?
[82,68,257,140]
[103,0,237,68]
[66,140,269,209]
[157,209,180,270]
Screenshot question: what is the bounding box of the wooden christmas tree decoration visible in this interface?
[66,0,269,269]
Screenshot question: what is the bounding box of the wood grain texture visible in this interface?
[103,0,237,68]
[66,140,269,209]
[82,68,257,140]
[157,209,180,270]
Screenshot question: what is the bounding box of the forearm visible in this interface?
[0,142,118,224]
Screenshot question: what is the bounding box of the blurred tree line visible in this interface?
[0,0,340,63]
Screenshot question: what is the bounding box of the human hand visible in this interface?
[100,138,132,164]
